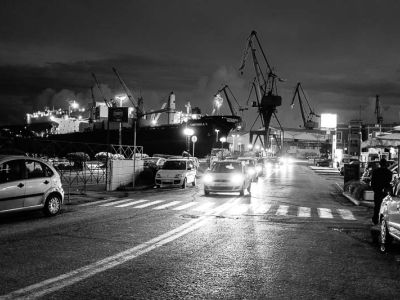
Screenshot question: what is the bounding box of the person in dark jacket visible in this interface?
[371,158,393,225]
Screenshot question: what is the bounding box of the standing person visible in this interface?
[371,158,393,225]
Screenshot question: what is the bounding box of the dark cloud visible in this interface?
[1,0,400,127]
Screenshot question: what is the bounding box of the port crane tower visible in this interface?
[239,30,284,151]
[375,95,383,129]
[290,82,320,130]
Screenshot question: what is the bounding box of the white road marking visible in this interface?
[172,202,198,210]
[115,200,148,208]
[276,205,289,216]
[132,200,164,208]
[317,208,333,218]
[192,202,214,211]
[0,198,240,299]
[251,204,272,214]
[153,201,181,210]
[337,209,356,220]
[99,198,135,207]
[77,198,118,207]
[298,207,311,218]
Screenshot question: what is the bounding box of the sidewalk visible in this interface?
[334,182,374,208]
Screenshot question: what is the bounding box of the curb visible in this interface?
[335,183,374,208]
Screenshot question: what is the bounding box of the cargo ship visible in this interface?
[3,92,241,158]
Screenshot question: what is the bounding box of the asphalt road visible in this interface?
[1,161,400,299]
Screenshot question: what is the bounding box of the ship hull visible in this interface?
[45,115,241,158]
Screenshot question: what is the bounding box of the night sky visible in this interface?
[1,0,400,129]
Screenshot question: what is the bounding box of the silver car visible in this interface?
[378,179,400,252]
[0,155,64,216]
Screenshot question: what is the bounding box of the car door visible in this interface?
[23,160,53,208]
[0,159,26,211]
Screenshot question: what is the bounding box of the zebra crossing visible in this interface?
[92,198,357,221]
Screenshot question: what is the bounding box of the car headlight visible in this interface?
[247,168,255,176]
[256,165,262,172]
[175,174,182,178]
[156,173,161,178]
[203,174,213,184]
[231,173,244,184]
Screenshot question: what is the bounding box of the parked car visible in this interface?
[143,157,166,169]
[155,158,196,188]
[0,155,64,216]
[378,183,400,252]
[237,157,260,181]
[203,160,251,196]
[315,159,332,167]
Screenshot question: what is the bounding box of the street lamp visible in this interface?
[68,100,79,117]
[231,134,237,153]
[215,129,220,144]
[183,127,194,152]
[115,94,128,153]
[220,137,226,149]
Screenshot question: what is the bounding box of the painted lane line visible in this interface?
[298,207,311,218]
[337,209,356,220]
[0,199,240,299]
[77,198,118,207]
[99,198,135,207]
[153,201,181,210]
[228,204,248,215]
[276,205,289,216]
[131,200,164,208]
[317,208,333,219]
[193,202,214,211]
[115,200,149,208]
[251,204,271,214]
[172,202,198,210]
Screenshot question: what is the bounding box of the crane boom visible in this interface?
[91,73,113,108]
[112,67,142,117]
[215,85,239,116]
[290,82,319,130]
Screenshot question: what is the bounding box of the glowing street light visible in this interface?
[215,129,220,143]
[248,144,253,150]
[220,137,226,149]
[183,127,194,152]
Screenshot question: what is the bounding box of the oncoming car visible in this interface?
[203,160,251,196]
[155,159,196,189]
[0,156,64,216]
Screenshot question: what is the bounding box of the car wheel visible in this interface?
[380,217,392,253]
[43,194,62,216]
[192,177,196,187]
[247,183,251,193]
[204,190,210,196]
[181,178,187,189]
[239,188,244,196]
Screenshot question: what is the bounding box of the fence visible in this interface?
[0,137,143,201]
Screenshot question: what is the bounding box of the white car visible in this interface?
[203,160,251,196]
[0,155,64,216]
[155,159,197,188]
[378,178,400,252]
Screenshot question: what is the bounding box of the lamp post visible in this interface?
[231,134,237,153]
[191,135,197,157]
[183,127,194,152]
[215,129,220,146]
[69,100,79,117]
[115,94,128,154]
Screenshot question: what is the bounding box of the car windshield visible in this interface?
[211,162,241,173]
[163,160,186,170]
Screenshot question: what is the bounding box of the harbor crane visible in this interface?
[290,82,320,130]
[375,94,383,127]
[238,30,284,149]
